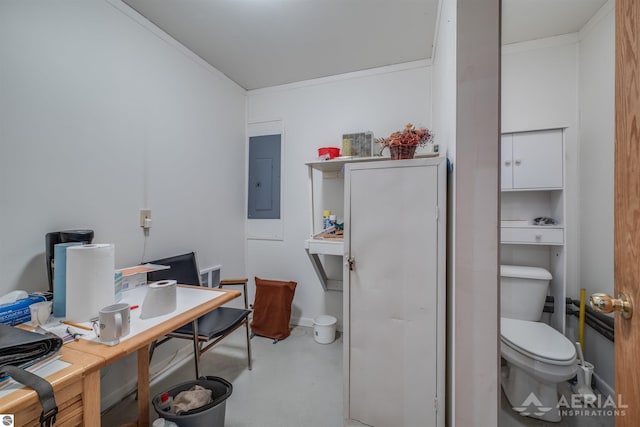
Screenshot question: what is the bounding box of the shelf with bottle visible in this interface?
[305,152,439,173]
[305,225,344,255]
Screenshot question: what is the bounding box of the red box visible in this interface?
[318,147,340,159]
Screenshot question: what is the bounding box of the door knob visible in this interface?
[590,292,633,319]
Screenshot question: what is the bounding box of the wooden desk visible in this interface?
[67,285,240,426]
[0,286,239,427]
[0,346,103,426]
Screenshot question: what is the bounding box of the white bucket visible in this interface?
[313,315,337,344]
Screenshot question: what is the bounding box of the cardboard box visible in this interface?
[120,272,147,291]
[118,264,170,291]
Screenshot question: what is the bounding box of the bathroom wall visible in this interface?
[501,34,580,308]
[0,0,246,408]
[501,0,615,393]
[577,2,615,394]
[246,63,432,328]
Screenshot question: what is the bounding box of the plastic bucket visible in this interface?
[153,376,232,427]
[313,315,337,344]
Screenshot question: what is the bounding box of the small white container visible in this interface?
[313,315,337,344]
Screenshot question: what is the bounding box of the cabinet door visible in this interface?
[501,134,513,190]
[346,163,439,427]
[512,129,563,189]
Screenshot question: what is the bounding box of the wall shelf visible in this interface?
[305,153,438,172]
[304,238,344,256]
[304,238,344,292]
[305,156,383,172]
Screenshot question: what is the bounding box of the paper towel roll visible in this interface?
[140,280,177,319]
[65,244,115,322]
[53,242,82,317]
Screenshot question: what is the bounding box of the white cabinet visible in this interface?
[500,128,566,332]
[304,156,391,291]
[304,155,437,291]
[501,129,563,190]
[343,158,446,427]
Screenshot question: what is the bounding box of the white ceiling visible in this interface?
[503,0,608,45]
[122,0,608,90]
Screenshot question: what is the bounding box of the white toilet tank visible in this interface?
[501,265,552,321]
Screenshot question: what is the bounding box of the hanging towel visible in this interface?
[251,277,297,340]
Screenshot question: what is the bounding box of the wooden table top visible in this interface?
[0,285,240,414]
[65,285,241,362]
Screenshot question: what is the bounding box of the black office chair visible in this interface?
[147,252,252,378]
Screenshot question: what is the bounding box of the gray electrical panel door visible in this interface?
[248,134,281,219]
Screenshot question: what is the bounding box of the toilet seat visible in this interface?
[501,318,576,365]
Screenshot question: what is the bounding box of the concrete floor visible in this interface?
[500,382,615,427]
[101,326,343,427]
[102,326,614,427]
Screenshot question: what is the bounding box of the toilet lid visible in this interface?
[501,318,576,363]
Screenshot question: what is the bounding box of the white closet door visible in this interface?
[347,163,439,427]
[512,129,563,189]
[501,134,513,190]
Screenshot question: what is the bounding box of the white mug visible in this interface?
[29,301,53,326]
[93,303,130,345]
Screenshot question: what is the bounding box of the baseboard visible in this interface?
[291,316,314,328]
[593,371,614,398]
[291,316,343,332]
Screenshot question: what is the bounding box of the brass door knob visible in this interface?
[590,292,633,319]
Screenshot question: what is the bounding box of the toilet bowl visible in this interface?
[501,318,577,422]
[500,265,577,423]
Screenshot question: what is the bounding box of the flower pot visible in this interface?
[390,145,417,160]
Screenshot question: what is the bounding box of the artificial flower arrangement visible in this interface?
[376,123,434,159]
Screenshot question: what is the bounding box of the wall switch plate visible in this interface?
[140,209,152,228]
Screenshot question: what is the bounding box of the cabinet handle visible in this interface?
[504,160,511,166]
[535,233,542,241]
[514,159,522,166]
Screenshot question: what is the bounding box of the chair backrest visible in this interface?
[147,252,201,286]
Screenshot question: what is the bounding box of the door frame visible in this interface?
[451,0,501,426]
[614,0,639,424]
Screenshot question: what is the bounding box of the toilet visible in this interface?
[500,265,577,422]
